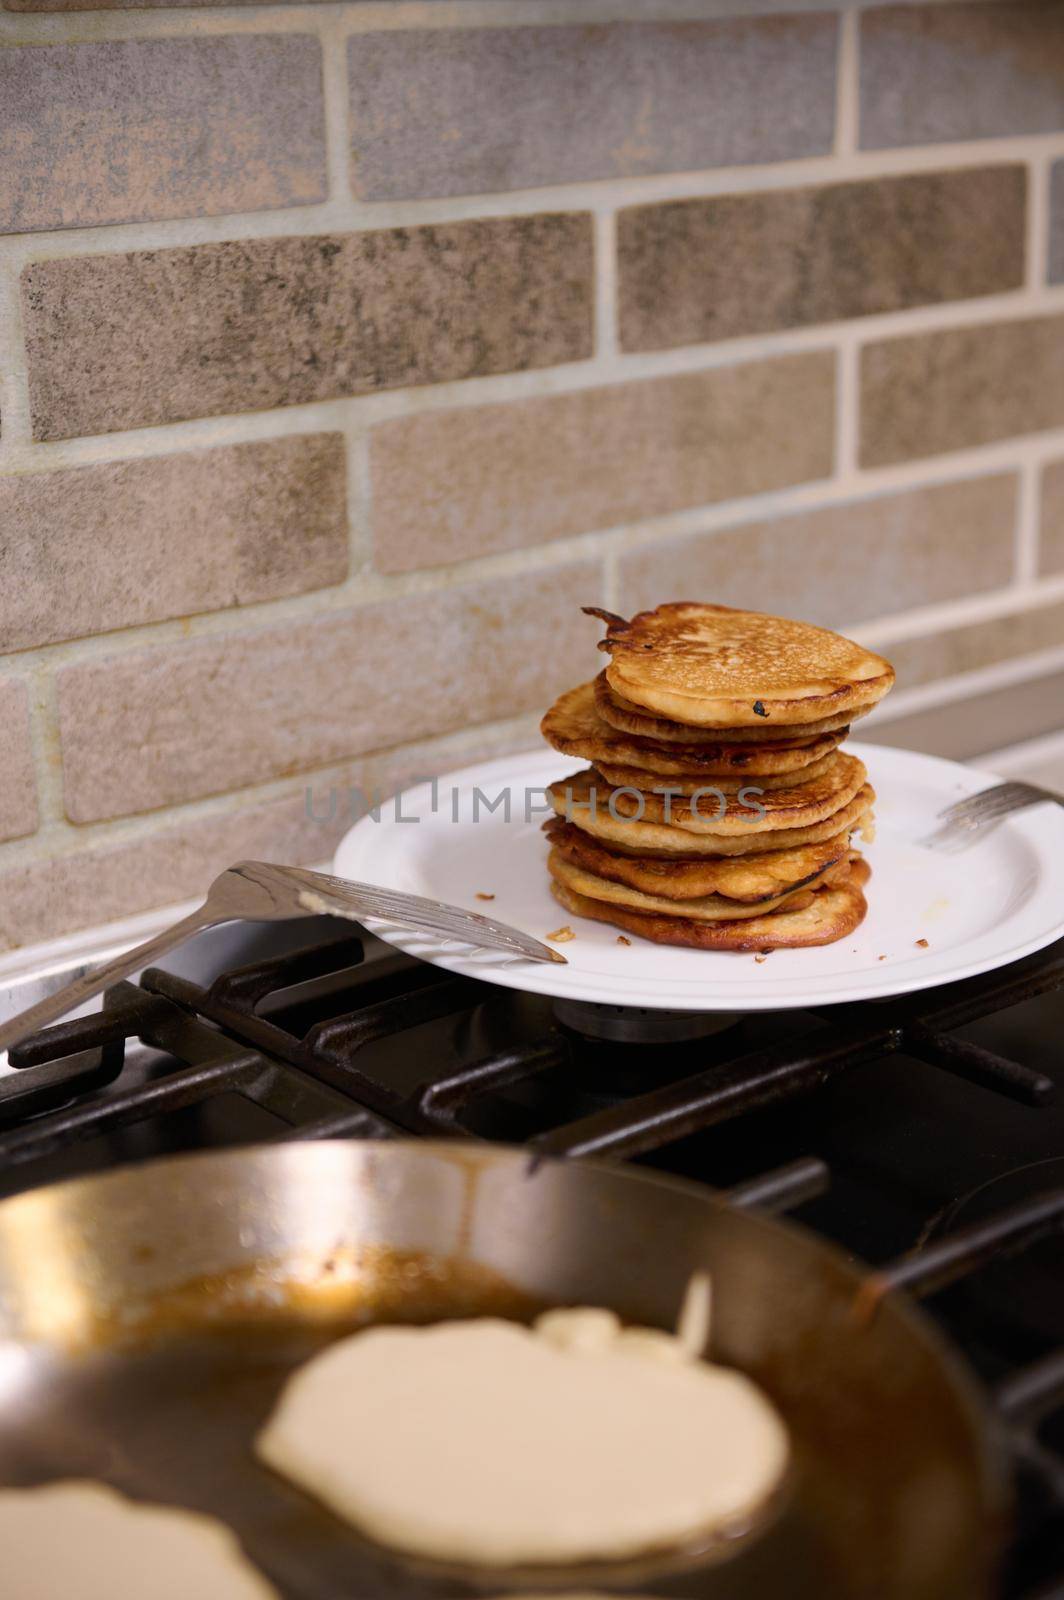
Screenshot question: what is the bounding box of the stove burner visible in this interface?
[552,999,739,1044]
[935,1160,1064,1348]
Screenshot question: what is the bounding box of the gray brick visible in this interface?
[371,352,836,571]
[22,215,594,440]
[1050,160,1064,284]
[0,37,325,234]
[0,434,347,653]
[861,3,1064,147]
[619,167,1024,352]
[0,679,38,844]
[861,315,1064,467]
[618,476,1018,627]
[58,562,603,820]
[347,18,838,202]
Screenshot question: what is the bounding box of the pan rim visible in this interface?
[0,1138,1011,1582]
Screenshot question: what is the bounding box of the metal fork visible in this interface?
[0,860,564,1057]
[923,780,1063,850]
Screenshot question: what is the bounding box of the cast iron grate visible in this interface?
[143,929,1064,1157]
[1,930,1062,1168]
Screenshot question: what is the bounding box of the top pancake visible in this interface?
[543,682,844,778]
[587,604,895,728]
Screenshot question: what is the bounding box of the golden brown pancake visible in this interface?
[595,672,868,745]
[593,752,837,796]
[550,860,870,950]
[547,770,876,857]
[548,847,851,921]
[543,681,844,776]
[574,753,866,837]
[544,817,854,902]
[587,604,894,728]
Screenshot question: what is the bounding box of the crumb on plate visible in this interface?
[915,937,929,948]
[877,954,887,961]
[474,891,495,901]
[547,925,575,943]
[616,935,631,946]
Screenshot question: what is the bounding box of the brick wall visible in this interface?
[1,0,1064,950]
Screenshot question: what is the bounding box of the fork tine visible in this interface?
[293,873,566,964]
[923,777,1059,850]
[937,782,1033,823]
[311,880,499,928]
[948,798,1030,828]
[329,885,527,938]
[311,897,560,961]
[940,791,1045,828]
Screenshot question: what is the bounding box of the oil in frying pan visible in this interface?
[0,1249,834,1599]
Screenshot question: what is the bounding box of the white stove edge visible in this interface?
[0,865,335,1073]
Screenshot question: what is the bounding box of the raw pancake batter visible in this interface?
[257,1292,788,1566]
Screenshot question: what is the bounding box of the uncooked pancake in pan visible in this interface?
[0,1482,278,1600]
[256,1307,788,1566]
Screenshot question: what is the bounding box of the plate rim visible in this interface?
[332,740,1064,1013]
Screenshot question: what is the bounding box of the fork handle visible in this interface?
[0,905,215,1058]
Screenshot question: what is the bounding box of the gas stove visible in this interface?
[1,915,1063,1597]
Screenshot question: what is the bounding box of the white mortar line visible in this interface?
[833,6,858,158]
[834,340,858,477]
[601,548,620,612]
[0,1,1005,50]
[0,706,546,871]
[1014,458,1042,584]
[871,642,1064,723]
[593,208,618,360]
[6,281,1064,482]
[0,527,616,678]
[344,422,373,576]
[4,448,1064,682]
[604,284,1064,386]
[849,574,1064,650]
[0,261,30,451]
[0,125,1060,477]
[318,9,354,206]
[1026,148,1051,291]
[3,527,1062,698]
[978,725,1064,775]
[2,130,1063,272]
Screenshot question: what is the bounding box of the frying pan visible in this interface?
[0,1141,1008,1598]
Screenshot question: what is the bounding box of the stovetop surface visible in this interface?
[1,919,1062,1596]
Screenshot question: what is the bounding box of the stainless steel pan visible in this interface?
[0,1141,1008,1598]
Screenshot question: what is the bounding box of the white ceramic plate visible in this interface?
[332,742,1064,1013]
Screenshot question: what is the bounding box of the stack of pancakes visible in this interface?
[541,603,894,951]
